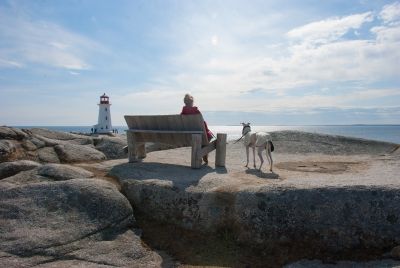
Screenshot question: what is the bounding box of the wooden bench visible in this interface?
[124,114,227,168]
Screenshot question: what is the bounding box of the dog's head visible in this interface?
[241,122,251,135]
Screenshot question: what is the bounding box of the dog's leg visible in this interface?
[245,146,249,167]
[252,146,256,168]
[266,146,271,167]
[267,142,273,172]
[257,146,264,171]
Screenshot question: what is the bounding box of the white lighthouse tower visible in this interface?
[93,93,112,134]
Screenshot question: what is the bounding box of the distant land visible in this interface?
[10,124,400,144]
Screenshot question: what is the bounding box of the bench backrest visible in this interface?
[124,114,208,146]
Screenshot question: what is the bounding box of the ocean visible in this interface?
[14,125,400,144]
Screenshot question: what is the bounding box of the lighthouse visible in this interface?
[93,93,112,134]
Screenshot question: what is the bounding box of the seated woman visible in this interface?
[181,93,213,163]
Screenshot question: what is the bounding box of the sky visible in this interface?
[0,0,399,126]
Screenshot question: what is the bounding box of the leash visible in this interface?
[211,132,216,139]
[233,134,246,144]
[234,126,251,144]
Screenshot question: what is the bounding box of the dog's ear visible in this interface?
[241,122,245,126]
[247,122,250,125]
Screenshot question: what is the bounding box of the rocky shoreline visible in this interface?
[1,126,400,267]
[0,127,166,267]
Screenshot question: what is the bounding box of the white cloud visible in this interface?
[211,35,219,46]
[0,57,24,68]
[113,88,188,115]
[283,38,399,82]
[216,88,400,112]
[287,12,373,44]
[371,24,400,42]
[380,1,400,24]
[0,6,100,70]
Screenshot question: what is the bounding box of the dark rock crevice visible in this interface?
[33,256,120,267]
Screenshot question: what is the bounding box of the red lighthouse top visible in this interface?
[100,93,109,104]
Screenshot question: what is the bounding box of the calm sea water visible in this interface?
[15,125,400,144]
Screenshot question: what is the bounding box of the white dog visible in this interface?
[240,123,274,172]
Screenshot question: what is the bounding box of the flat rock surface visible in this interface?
[110,140,399,191]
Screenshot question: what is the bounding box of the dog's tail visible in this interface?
[267,141,274,152]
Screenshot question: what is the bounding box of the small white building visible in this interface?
[93,93,112,134]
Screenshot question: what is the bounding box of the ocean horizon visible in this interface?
[11,124,400,144]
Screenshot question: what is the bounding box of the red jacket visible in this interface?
[181,106,213,140]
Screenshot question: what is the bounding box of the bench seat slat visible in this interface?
[125,114,208,145]
[126,129,204,134]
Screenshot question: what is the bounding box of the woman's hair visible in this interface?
[184,94,194,106]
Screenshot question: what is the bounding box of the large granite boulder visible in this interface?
[0,179,162,267]
[29,128,93,145]
[0,160,42,179]
[29,136,46,149]
[54,144,106,163]
[0,140,24,162]
[1,163,97,188]
[0,127,27,140]
[32,134,70,146]
[94,136,128,159]
[123,183,400,258]
[113,136,400,264]
[37,146,60,163]
[21,139,38,151]
[37,163,94,180]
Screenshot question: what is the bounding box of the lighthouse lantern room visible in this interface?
[93,93,112,134]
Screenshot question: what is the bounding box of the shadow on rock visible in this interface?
[109,161,215,190]
[245,168,280,179]
[215,166,228,174]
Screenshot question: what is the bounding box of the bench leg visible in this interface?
[191,134,202,169]
[137,142,146,159]
[127,131,138,162]
[215,133,227,167]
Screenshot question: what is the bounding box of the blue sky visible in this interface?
[0,0,399,126]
